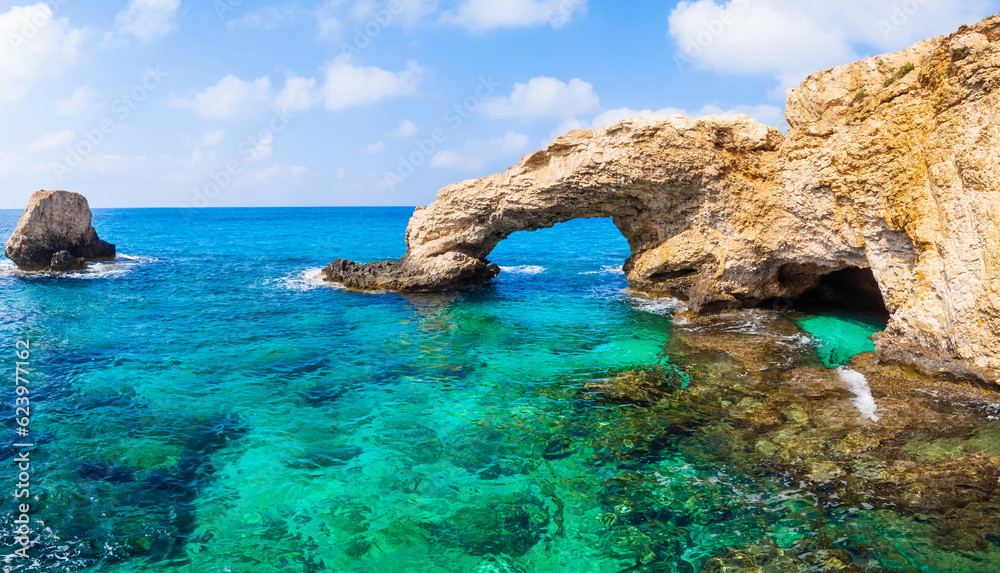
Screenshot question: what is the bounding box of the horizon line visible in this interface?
[0,205,422,211]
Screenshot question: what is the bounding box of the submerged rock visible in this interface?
[632,314,1000,555]
[326,16,1000,385]
[585,365,684,406]
[435,493,549,557]
[4,190,115,271]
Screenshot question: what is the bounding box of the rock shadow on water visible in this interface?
[29,411,254,569]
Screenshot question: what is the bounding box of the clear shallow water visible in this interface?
[0,208,997,572]
[794,314,886,368]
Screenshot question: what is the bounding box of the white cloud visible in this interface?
[56,86,100,116]
[350,0,380,21]
[197,129,225,147]
[389,119,418,137]
[482,77,599,120]
[431,131,530,170]
[171,60,423,119]
[320,54,423,110]
[187,148,215,168]
[318,0,438,38]
[248,131,273,163]
[442,0,587,31]
[27,129,75,153]
[227,6,303,30]
[276,75,322,113]
[394,0,440,26]
[114,0,180,43]
[0,4,85,103]
[169,75,272,120]
[667,0,990,88]
[703,103,785,127]
[365,141,386,153]
[251,164,306,184]
[430,150,461,168]
[316,0,344,39]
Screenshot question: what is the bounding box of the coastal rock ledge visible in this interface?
[325,15,1000,384]
[4,190,116,271]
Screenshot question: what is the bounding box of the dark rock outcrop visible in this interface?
[4,190,116,271]
[323,255,499,292]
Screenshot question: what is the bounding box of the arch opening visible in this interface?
[487,217,631,283]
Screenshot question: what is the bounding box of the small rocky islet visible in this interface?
[4,189,115,272]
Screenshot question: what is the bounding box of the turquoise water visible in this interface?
[0,208,997,572]
[794,313,886,368]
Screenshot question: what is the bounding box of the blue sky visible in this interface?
[0,0,997,208]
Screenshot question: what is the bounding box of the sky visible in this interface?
[0,0,997,209]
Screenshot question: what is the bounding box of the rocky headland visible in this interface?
[326,15,1000,386]
[5,190,116,271]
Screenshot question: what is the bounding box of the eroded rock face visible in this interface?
[324,115,785,300]
[779,19,1000,387]
[326,16,1000,384]
[5,190,116,271]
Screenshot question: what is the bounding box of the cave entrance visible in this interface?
[788,267,889,319]
[779,267,890,368]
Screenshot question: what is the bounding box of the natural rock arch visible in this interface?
[327,16,1000,384]
[327,116,864,313]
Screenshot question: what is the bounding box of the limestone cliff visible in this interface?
[5,190,116,271]
[325,15,1000,384]
[779,18,1000,384]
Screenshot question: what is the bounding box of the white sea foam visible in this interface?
[628,293,688,315]
[580,265,625,276]
[499,265,546,275]
[0,254,156,280]
[837,367,880,421]
[279,268,344,292]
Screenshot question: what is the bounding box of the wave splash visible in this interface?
[628,293,688,316]
[499,265,546,275]
[278,268,343,292]
[837,367,880,421]
[580,265,624,276]
[0,254,157,280]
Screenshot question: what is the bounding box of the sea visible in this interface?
[0,207,997,572]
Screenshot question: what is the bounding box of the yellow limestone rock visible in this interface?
[5,190,116,271]
[325,16,1000,384]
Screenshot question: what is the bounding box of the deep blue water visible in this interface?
[0,208,996,572]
